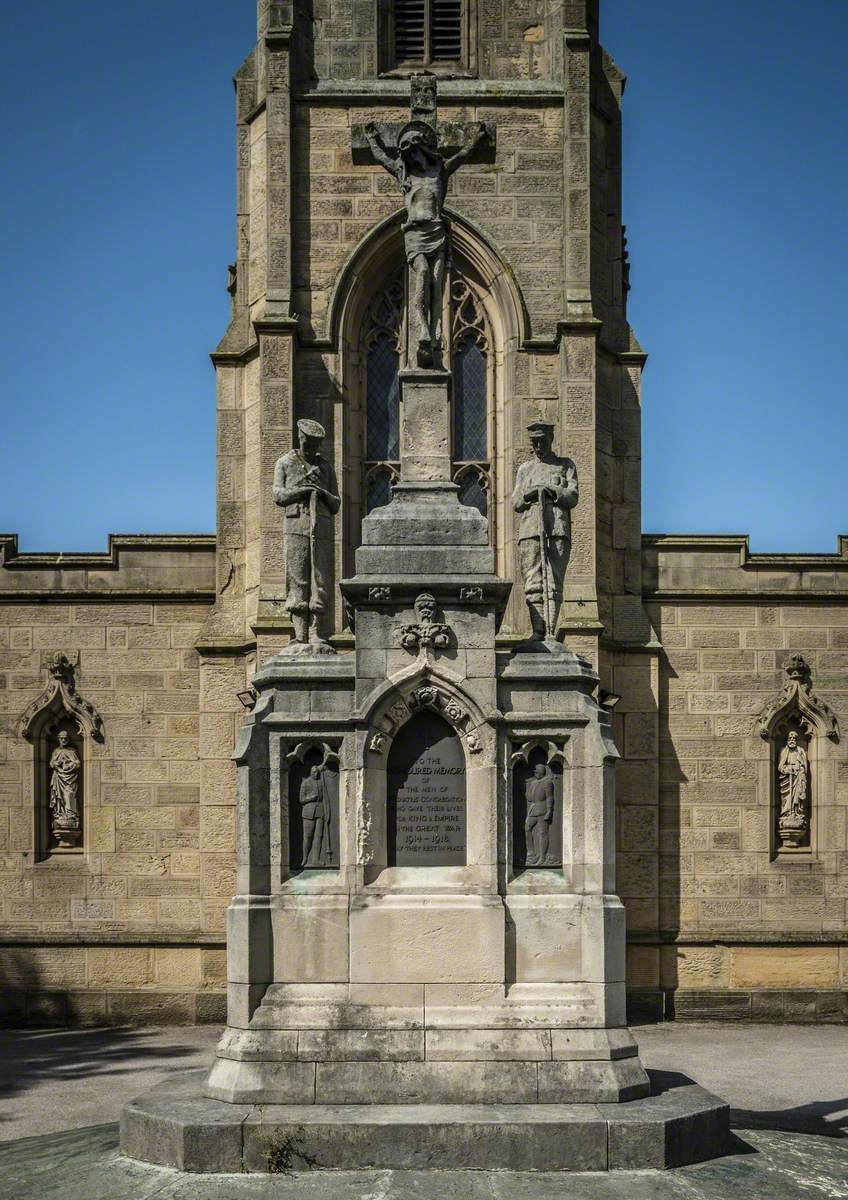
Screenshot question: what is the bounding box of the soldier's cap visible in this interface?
[297,419,326,440]
[398,120,438,149]
[527,420,555,434]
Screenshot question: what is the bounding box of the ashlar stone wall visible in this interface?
[626,537,848,1022]
[0,538,233,1024]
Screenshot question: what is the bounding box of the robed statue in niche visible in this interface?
[777,730,809,847]
[49,729,81,848]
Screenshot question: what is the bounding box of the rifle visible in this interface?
[320,767,332,864]
[537,485,556,639]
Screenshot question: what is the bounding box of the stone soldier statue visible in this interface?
[273,419,341,652]
[513,420,578,645]
[524,762,556,867]
[364,118,488,369]
[298,764,330,868]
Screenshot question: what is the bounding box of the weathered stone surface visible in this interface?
[120,1070,729,1172]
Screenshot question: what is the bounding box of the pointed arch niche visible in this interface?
[757,654,840,858]
[335,212,527,629]
[17,653,104,860]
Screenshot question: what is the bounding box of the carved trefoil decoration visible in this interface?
[511,740,567,870]
[758,655,839,854]
[286,742,340,871]
[18,653,104,856]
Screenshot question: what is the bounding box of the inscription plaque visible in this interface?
[387,711,466,866]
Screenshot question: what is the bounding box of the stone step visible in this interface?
[120,1068,730,1173]
[205,1055,650,1105]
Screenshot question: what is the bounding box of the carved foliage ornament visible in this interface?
[757,654,839,743]
[368,681,478,755]
[398,593,451,654]
[18,653,104,743]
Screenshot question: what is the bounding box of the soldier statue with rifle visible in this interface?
[273,419,340,654]
[512,420,578,648]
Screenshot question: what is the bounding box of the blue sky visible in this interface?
[1,1,845,551]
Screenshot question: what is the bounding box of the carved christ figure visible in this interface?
[49,730,81,834]
[777,730,808,840]
[524,763,555,866]
[364,119,488,368]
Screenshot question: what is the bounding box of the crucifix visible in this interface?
[352,75,494,371]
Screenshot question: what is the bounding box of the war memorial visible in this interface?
[1,0,847,1177]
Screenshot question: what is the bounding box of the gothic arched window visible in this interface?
[363,273,403,515]
[361,266,493,531]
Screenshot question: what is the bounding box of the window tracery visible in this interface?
[361,266,493,532]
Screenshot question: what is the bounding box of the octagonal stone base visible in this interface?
[120,1069,729,1173]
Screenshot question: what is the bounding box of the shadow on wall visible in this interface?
[616,607,687,1022]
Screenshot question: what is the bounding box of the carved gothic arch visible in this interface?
[18,653,104,744]
[328,207,529,352]
[359,658,496,765]
[330,209,530,635]
[17,653,104,859]
[757,655,840,857]
[757,653,839,743]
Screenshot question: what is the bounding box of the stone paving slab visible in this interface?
[0,1122,846,1200]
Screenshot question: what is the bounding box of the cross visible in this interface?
[351,73,496,167]
[352,74,495,370]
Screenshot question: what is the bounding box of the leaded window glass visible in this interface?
[361,268,492,532]
[450,277,491,522]
[363,274,403,513]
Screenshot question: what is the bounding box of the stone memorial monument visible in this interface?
[121,30,728,1177]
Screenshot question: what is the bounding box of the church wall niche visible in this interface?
[757,654,840,860]
[286,741,341,873]
[17,653,104,861]
[510,739,565,872]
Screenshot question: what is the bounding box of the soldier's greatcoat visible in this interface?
[273,449,340,616]
[512,453,578,604]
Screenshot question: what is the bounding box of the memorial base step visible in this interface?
[120,1068,730,1173]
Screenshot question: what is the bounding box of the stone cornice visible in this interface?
[0,533,216,568]
[0,533,216,602]
[643,533,848,602]
[0,930,225,947]
[643,533,848,567]
[630,930,848,945]
[295,80,566,104]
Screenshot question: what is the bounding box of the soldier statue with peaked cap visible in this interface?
[273,419,340,652]
[512,421,578,645]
